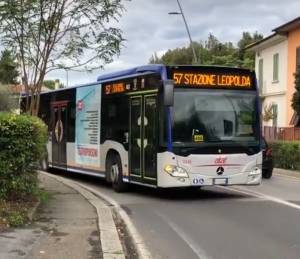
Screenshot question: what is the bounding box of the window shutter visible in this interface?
[258,59,263,94]
[273,53,279,81]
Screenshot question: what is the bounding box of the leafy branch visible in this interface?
[0,0,127,115]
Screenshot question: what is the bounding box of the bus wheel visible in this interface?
[107,155,128,193]
[262,169,273,179]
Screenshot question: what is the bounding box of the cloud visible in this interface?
[46,0,300,86]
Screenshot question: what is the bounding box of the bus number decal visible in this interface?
[173,73,183,84]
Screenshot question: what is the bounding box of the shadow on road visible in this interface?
[47,169,249,201]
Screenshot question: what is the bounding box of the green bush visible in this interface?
[269,141,300,170]
[0,112,47,200]
[0,85,18,112]
[8,211,26,227]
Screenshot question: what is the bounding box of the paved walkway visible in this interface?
[0,174,102,259]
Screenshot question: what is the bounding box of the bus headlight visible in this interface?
[164,165,189,178]
[248,165,262,176]
[247,165,262,184]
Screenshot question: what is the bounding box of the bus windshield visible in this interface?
[172,89,259,146]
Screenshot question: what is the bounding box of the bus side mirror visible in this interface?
[163,80,174,106]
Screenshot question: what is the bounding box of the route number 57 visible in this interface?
[173,73,183,84]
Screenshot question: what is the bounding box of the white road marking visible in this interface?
[218,186,300,211]
[156,212,212,259]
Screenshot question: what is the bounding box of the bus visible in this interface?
[24,65,262,192]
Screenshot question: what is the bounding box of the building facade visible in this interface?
[249,17,300,127]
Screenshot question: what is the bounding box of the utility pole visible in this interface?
[169,0,198,64]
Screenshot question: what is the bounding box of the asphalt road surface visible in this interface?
[55,170,300,259]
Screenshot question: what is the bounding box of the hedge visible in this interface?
[269,141,300,171]
[0,113,47,200]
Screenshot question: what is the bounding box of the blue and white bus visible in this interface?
[25,65,262,192]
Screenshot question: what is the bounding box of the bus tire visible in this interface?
[107,154,128,193]
[262,169,273,179]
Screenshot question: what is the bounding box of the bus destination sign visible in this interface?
[173,72,253,89]
[103,74,161,96]
[104,82,126,95]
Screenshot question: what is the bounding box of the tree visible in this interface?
[149,32,263,70]
[0,0,126,115]
[0,85,18,111]
[43,79,64,90]
[149,52,160,64]
[236,32,263,69]
[292,65,300,118]
[0,49,19,84]
[43,80,55,90]
[262,104,277,122]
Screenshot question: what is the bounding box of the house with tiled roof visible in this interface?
[248,17,300,127]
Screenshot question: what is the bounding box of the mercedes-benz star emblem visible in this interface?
[216,166,224,175]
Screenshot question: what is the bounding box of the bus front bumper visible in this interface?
[158,169,262,188]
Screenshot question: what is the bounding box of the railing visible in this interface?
[263,126,300,141]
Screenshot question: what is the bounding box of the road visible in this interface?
[56,170,300,259]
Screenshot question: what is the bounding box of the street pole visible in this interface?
[66,69,69,87]
[169,0,198,64]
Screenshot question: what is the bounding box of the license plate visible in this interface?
[213,178,228,185]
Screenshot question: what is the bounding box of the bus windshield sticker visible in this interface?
[193,134,204,142]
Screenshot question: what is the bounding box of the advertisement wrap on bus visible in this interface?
[75,84,102,169]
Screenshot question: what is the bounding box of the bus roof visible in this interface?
[96,64,253,82]
[96,64,167,81]
[23,64,254,96]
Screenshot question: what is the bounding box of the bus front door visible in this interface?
[129,95,157,184]
[51,103,68,169]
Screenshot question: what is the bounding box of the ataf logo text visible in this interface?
[214,157,227,165]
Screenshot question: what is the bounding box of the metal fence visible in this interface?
[263,126,300,142]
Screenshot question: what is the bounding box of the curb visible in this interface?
[74,182,152,259]
[274,168,300,180]
[38,171,125,259]
[38,171,152,259]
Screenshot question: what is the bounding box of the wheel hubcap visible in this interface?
[111,164,119,183]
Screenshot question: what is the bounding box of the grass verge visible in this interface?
[0,189,50,232]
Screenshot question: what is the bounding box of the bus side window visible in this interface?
[67,106,76,142]
[102,97,128,144]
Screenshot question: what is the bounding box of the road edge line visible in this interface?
[217,185,300,211]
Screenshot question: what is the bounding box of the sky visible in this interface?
[46,0,300,87]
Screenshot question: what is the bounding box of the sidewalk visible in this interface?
[0,173,102,259]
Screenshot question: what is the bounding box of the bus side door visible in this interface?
[129,94,158,184]
[51,102,68,169]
